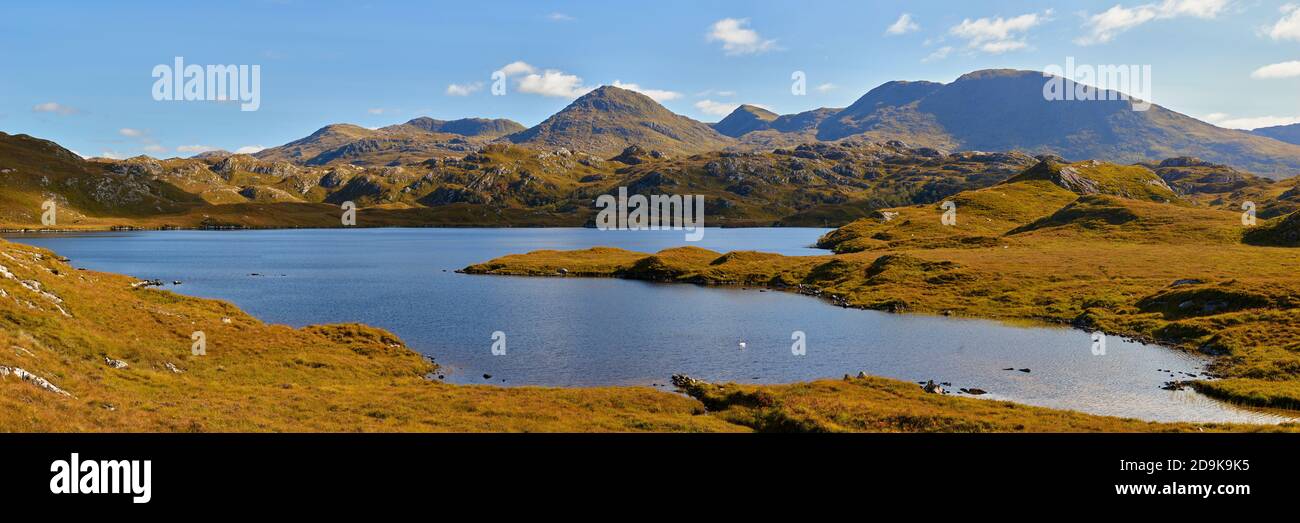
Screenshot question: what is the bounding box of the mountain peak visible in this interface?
[714,105,780,137]
[953,69,1040,82]
[562,85,666,115]
[508,85,733,156]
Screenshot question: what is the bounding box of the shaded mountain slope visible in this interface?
[1253,123,1300,146]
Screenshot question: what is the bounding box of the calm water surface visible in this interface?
[7,228,1295,424]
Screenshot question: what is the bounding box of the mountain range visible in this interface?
[228,69,1300,179]
[5,68,1300,229]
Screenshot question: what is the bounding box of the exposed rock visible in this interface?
[0,366,72,397]
[671,374,702,388]
[610,145,651,165]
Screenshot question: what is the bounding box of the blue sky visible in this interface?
[2,0,1298,159]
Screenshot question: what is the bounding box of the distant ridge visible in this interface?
[720,69,1300,178]
[385,117,524,138]
[1253,123,1300,146]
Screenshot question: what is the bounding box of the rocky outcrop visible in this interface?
[0,366,72,396]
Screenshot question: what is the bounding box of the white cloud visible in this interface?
[1205,113,1300,130]
[611,80,682,102]
[815,83,837,93]
[950,11,1050,53]
[32,102,78,115]
[695,89,736,98]
[142,144,167,154]
[695,99,742,117]
[886,13,920,35]
[496,61,537,77]
[1077,0,1229,45]
[1267,4,1300,41]
[922,46,954,62]
[1251,60,1300,79]
[234,145,266,154]
[446,82,484,96]
[119,128,145,138]
[517,69,591,98]
[707,18,777,55]
[177,145,219,154]
[547,12,574,22]
[367,108,386,115]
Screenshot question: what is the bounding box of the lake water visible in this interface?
[7,227,1295,424]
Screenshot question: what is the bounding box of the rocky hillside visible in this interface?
[253,117,520,167]
[0,132,202,227]
[506,86,734,157]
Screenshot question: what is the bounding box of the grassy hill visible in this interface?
[0,132,204,227]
